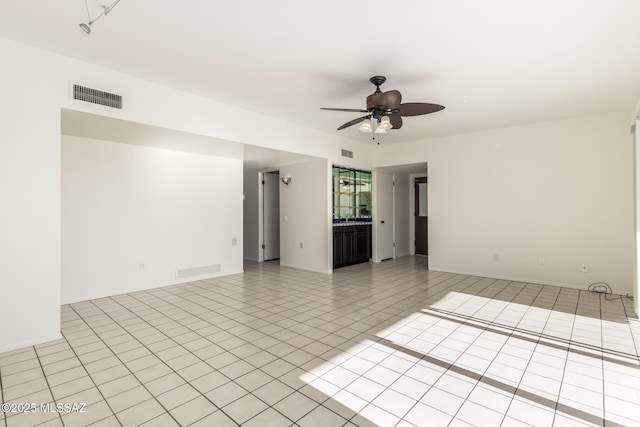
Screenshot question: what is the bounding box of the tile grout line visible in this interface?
[472,282,542,426]
[116,290,296,426]
[55,333,123,427]
[118,265,462,424]
[79,261,640,425]
[549,290,582,426]
[209,268,470,424]
[0,360,6,427]
[341,276,507,424]
[599,292,607,427]
[123,286,333,424]
[422,306,638,361]
[296,264,564,419]
[2,257,637,427]
[498,285,562,426]
[32,345,66,427]
[387,278,515,424]
[598,294,640,427]
[619,296,640,366]
[443,281,548,426]
[338,275,497,424]
[69,304,182,426]
[101,291,306,426]
[93,295,259,426]
[123,291,320,425]
[129,271,463,425]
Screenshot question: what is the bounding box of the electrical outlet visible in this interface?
[139,263,145,272]
[232,237,237,246]
[300,242,303,249]
[581,264,589,273]
[493,254,499,262]
[537,256,545,265]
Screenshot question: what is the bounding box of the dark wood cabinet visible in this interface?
[343,231,354,264]
[333,224,371,269]
[332,231,343,267]
[354,227,370,262]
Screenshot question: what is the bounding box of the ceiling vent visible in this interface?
[73,84,123,109]
[341,149,354,159]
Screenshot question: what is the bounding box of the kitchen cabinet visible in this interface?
[333,224,371,269]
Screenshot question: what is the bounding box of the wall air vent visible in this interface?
[72,84,123,109]
[341,149,354,159]
[176,264,221,279]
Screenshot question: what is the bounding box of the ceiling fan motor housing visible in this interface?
[366,93,378,112]
[366,76,386,111]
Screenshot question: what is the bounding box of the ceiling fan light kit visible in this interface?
[379,116,392,130]
[374,127,387,134]
[358,119,372,132]
[321,75,445,141]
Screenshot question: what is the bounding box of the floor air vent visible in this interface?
[73,84,123,109]
[341,149,354,159]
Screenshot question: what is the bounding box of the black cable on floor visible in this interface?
[587,282,634,302]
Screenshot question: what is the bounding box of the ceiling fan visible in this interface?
[321,76,445,133]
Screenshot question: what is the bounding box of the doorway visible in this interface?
[376,171,394,261]
[414,177,428,256]
[262,171,280,261]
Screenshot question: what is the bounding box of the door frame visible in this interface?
[258,169,280,262]
[262,171,280,261]
[372,170,395,262]
[414,176,428,256]
[409,171,427,256]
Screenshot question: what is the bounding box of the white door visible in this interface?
[263,172,280,261]
[377,172,394,261]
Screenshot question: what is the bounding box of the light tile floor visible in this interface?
[1,256,639,427]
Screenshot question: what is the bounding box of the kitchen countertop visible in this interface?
[333,221,372,227]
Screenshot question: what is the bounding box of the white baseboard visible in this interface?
[428,265,629,296]
[0,333,63,355]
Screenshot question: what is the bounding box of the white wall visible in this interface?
[393,173,411,257]
[0,36,374,352]
[0,41,62,352]
[279,159,331,273]
[62,136,243,304]
[2,33,635,352]
[243,171,260,261]
[376,111,635,294]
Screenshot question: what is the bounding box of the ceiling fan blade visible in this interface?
[321,107,369,113]
[389,113,403,129]
[371,90,402,109]
[337,115,371,131]
[399,102,445,116]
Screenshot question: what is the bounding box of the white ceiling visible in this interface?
[3,1,640,144]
